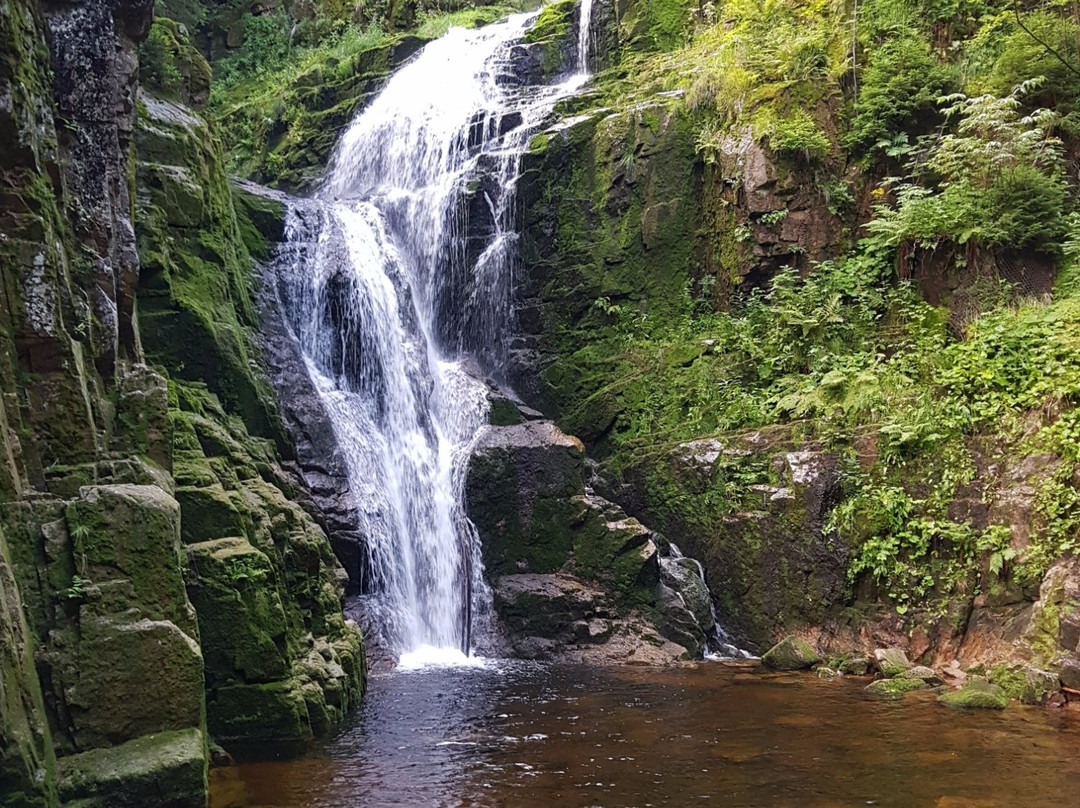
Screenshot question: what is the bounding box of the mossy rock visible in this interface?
[66,484,192,630]
[56,728,207,808]
[522,0,577,77]
[897,665,943,685]
[761,636,821,670]
[938,679,1009,710]
[232,182,286,253]
[839,656,871,675]
[488,396,525,426]
[873,648,912,678]
[185,538,290,687]
[176,484,247,544]
[864,677,928,700]
[208,681,311,743]
[59,616,205,750]
[140,18,211,109]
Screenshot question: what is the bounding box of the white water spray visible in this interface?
[273,8,593,661]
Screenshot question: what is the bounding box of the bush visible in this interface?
[867,87,1067,253]
[767,108,831,160]
[845,34,948,153]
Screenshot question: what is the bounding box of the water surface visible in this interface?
[213,662,1080,807]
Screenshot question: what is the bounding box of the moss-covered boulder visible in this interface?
[66,484,195,633]
[865,677,928,700]
[173,384,365,744]
[466,418,721,657]
[761,636,821,670]
[186,538,290,685]
[522,0,579,78]
[466,420,587,576]
[467,419,662,604]
[873,648,912,678]
[938,679,1009,710]
[897,666,943,686]
[839,657,871,675]
[56,728,206,808]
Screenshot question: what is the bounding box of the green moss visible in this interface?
[140,18,212,107]
[56,728,206,808]
[865,677,928,699]
[1,529,59,808]
[523,0,575,76]
[136,71,287,450]
[169,381,365,744]
[939,680,1009,710]
[761,635,821,670]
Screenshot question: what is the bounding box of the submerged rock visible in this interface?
[761,636,821,670]
[939,679,1009,709]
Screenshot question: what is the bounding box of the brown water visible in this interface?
[212,661,1080,808]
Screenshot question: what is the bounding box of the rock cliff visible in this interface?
[0,6,364,806]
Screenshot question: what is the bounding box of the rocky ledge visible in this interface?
[465,397,720,662]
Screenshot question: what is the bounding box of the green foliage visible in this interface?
[766,109,831,159]
[61,574,87,601]
[867,86,1067,253]
[846,33,947,153]
[225,556,268,586]
[141,21,184,95]
[984,10,1080,133]
[211,13,295,87]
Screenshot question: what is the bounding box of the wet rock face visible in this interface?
[465,412,715,660]
[44,0,155,363]
[1025,556,1080,684]
[613,439,847,651]
[1,9,365,806]
[255,242,370,592]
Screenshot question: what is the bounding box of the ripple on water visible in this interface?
[213,662,1080,808]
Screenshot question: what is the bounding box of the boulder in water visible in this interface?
[761,636,821,670]
[938,679,1009,709]
[865,677,928,699]
[873,647,912,677]
[1020,667,1061,705]
[839,656,871,675]
[897,665,943,686]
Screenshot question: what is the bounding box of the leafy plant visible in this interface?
[867,84,1067,255]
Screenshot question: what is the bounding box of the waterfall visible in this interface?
[577,0,594,73]
[272,9,591,661]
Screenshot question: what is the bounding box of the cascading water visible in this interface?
[577,0,594,72]
[273,7,592,662]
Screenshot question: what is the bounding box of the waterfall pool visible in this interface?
[211,661,1080,807]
